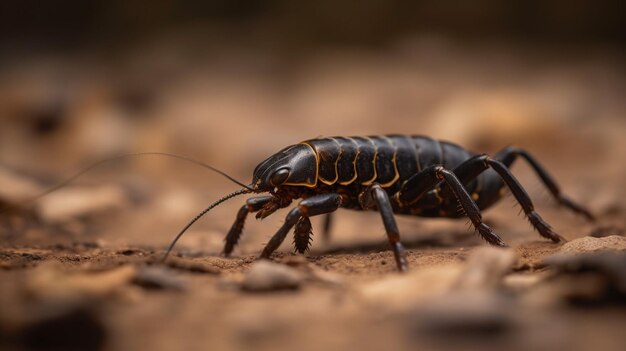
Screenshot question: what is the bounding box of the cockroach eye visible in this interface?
[270,168,290,186]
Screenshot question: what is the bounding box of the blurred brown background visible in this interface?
[0,2,625,351]
[1,0,624,244]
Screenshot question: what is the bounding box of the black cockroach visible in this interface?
[162,135,594,272]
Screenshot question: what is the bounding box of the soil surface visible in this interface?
[1,41,625,351]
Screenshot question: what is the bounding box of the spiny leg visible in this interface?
[223,195,273,256]
[360,184,409,272]
[294,217,313,253]
[396,166,506,247]
[486,157,566,242]
[451,154,565,243]
[259,193,342,259]
[495,146,594,221]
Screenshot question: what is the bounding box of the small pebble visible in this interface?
[559,236,626,254]
[409,291,515,338]
[241,260,303,292]
[542,252,626,304]
[134,266,187,291]
[545,252,626,292]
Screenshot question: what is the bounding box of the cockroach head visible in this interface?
[252,144,317,192]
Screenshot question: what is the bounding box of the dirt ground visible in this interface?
[1,39,625,351]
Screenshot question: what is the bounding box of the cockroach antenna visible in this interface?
[161,187,252,262]
[2,152,254,212]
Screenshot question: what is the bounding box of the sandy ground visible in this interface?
[1,40,625,351]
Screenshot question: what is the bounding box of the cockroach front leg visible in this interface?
[223,195,273,256]
[293,217,313,254]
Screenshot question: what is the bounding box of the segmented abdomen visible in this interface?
[304,135,473,188]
